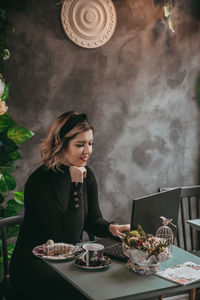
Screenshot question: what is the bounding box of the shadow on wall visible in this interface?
[187,0,200,20]
[1,0,30,11]
[152,19,174,53]
[154,0,175,6]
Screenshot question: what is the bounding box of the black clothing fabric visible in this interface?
[9,164,111,299]
[12,259,88,300]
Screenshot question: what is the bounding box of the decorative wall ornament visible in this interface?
[61,0,117,49]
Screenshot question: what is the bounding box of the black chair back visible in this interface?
[0,215,23,300]
[159,186,200,252]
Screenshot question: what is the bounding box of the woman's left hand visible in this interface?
[109,224,130,238]
[69,166,87,183]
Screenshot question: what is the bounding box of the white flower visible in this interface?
[0,100,8,115]
[3,49,10,60]
[0,78,5,98]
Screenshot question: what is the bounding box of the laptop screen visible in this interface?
[131,187,181,236]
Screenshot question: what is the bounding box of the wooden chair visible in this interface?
[158,185,200,300]
[0,215,23,300]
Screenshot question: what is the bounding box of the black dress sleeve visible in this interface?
[84,167,113,237]
[24,171,66,242]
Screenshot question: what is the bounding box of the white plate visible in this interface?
[33,244,83,261]
[73,256,112,271]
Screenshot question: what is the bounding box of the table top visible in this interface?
[45,246,200,300]
[187,219,200,231]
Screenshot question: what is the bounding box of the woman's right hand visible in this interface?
[69,166,87,184]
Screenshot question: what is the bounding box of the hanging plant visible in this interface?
[0,3,34,259]
[0,80,34,215]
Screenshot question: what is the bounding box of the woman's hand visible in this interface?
[109,224,130,238]
[69,166,87,184]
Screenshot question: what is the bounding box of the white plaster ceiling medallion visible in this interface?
[61,0,117,49]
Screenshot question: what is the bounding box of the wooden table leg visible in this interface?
[189,288,196,300]
[158,288,196,300]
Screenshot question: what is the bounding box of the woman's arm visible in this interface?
[84,168,113,237]
[84,167,130,238]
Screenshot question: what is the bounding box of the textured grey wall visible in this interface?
[5,0,200,223]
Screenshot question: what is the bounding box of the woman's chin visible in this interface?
[75,161,87,167]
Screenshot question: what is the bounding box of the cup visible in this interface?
[82,243,104,267]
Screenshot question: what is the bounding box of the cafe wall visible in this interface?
[5,0,200,223]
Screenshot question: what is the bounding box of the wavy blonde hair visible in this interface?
[39,111,93,170]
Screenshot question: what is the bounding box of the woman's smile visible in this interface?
[80,155,89,162]
[64,130,93,167]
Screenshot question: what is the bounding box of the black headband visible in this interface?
[59,113,88,138]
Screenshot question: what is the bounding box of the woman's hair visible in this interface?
[39,111,93,170]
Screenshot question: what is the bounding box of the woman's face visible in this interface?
[64,129,93,167]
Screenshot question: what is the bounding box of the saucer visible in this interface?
[73,256,112,271]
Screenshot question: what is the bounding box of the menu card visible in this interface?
[156,262,200,286]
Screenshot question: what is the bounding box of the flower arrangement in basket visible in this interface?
[122,224,171,275]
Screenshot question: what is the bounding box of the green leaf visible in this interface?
[4,174,16,190]
[1,135,18,153]
[0,175,8,192]
[0,9,6,19]
[4,199,23,217]
[0,174,16,192]
[7,126,34,144]
[0,205,5,218]
[0,113,15,133]
[14,191,24,205]
[0,190,8,201]
[0,161,17,174]
[0,150,21,165]
[0,193,4,204]
[2,83,10,102]
[0,151,12,165]
[8,150,21,161]
[7,243,16,260]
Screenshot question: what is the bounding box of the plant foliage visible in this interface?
[0,4,34,248]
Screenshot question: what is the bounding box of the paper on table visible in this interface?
[156,262,200,286]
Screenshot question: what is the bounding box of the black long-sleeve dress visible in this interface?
[9,164,112,300]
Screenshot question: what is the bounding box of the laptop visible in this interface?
[97,187,181,262]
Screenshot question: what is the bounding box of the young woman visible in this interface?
[9,111,130,300]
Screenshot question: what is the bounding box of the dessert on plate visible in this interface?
[43,239,75,256]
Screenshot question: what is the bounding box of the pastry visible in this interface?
[43,240,74,256]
